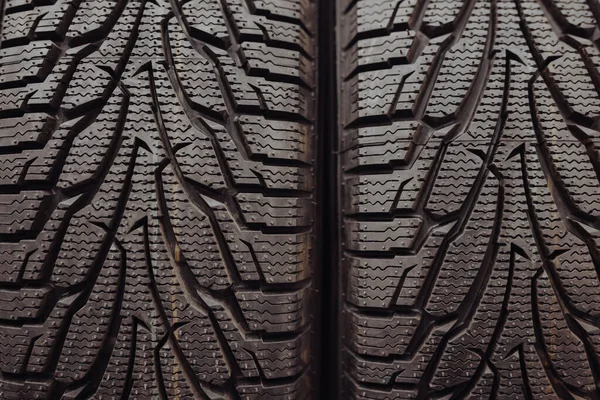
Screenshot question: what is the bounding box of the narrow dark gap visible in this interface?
[315,0,339,397]
[0,0,6,39]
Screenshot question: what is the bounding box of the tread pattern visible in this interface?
[0,0,315,398]
[340,0,600,398]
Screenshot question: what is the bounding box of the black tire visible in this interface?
[0,0,316,398]
[339,0,600,398]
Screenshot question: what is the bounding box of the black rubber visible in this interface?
[339,0,600,398]
[0,0,316,398]
[4,0,600,398]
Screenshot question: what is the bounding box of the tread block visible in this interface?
[0,0,315,397]
[340,0,600,397]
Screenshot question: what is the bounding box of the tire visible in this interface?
[0,0,316,398]
[339,0,600,398]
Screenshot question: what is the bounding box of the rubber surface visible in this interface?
[339,0,600,398]
[0,0,316,398]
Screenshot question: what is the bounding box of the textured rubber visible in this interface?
[339,0,600,398]
[0,0,316,398]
